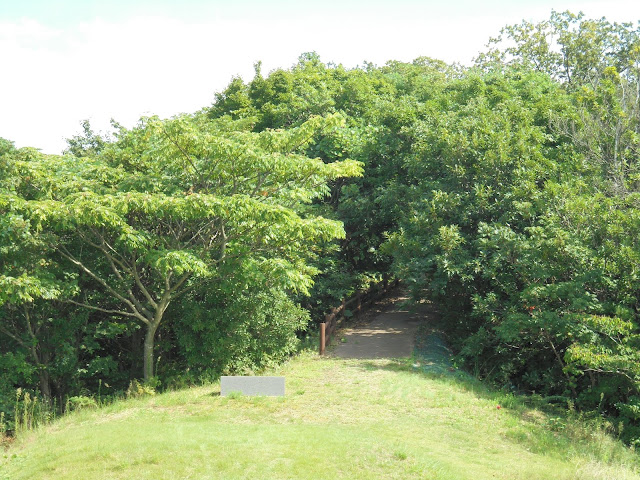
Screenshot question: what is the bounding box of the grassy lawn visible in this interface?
[1,351,639,479]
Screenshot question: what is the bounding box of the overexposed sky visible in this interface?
[2,0,639,154]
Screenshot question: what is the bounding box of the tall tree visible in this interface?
[0,142,79,400]
[23,114,361,382]
[477,11,640,194]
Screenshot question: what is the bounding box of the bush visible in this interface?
[166,270,309,381]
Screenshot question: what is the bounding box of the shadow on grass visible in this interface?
[342,322,640,468]
[348,310,567,414]
[351,356,640,466]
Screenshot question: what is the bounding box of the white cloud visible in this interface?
[0,17,247,153]
[0,18,60,45]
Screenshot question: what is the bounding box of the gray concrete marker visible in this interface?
[220,376,285,396]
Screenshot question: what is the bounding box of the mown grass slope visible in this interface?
[1,351,639,479]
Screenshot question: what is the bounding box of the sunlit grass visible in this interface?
[1,351,639,480]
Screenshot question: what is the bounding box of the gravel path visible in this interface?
[330,293,433,359]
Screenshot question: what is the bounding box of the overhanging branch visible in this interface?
[66,299,149,324]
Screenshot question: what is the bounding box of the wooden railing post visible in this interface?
[319,322,326,355]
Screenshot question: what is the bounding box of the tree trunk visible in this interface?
[28,346,51,401]
[23,306,52,400]
[543,331,578,398]
[143,323,159,383]
[129,328,144,378]
[37,369,52,401]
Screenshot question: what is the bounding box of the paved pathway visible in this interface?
[331,295,431,359]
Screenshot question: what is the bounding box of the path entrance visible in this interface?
[330,293,430,359]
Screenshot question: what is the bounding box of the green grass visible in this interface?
[1,352,639,479]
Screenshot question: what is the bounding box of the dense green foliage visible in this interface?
[208,53,453,314]
[387,13,640,443]
[0,114,361,430]
[3,10,640,446]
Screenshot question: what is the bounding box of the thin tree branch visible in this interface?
[66,299,149,324]
[79,229,156,318]
[0,324,27,348]
[169,272,191,295]
[58,245,148,324]
[131,261,158,310]
[161,126,202,180]
[23,306,43,367]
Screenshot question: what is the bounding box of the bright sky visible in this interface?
[2,0,639,154]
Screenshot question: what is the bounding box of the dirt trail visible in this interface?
[330,293,433,359]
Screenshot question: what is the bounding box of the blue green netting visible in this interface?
[413,333,454,374]
[413,333,476,382]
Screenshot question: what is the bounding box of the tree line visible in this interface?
[3,11,640,444]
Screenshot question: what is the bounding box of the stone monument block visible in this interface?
[220,376,285,396]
